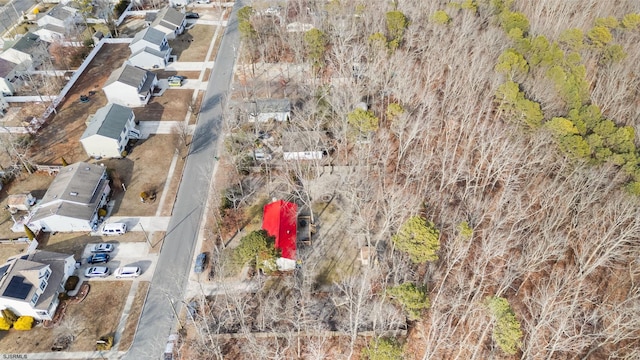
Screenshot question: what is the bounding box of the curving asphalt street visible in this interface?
[122,1,243,359]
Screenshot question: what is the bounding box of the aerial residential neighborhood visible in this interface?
[0,0,639,359]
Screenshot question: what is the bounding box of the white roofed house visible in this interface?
[127,27,172,69]
[29,162,111,233]
[33,24,67,43]
[0,250,76,321]
[102,64,158,107]
[36,4,81,29]
[148,7,186,40]
[245,99,291,123]
[80,103,140,158]
[0,58,17,96]
[282,131,326,161]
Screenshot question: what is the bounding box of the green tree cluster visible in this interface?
[387,282,430,321]
[587,26,613,47]
[498,10,529,35]
[386,11,408,50]
[487,297,523,355]
[233,230,277,267]
[494,81,543,128]
[362,337,404,360]
[495,48,529,79]
[622,13,640,29]
[304,28,328,69]
[238,6,256,40]
[431,10,451,25]
[348,108,379,133]
[392,216,440,263]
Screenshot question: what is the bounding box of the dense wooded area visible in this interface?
[189,0,640,358]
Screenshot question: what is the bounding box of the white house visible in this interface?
[33,24,66,43]
[0,58,17,96]
[36,4,80,29]
[29,162,111,232]
[80,103,140,158]
[0,250,75,321]
[282,131,326,160]
[148,7,186,40]
[127,27,171,69]
[0,33,40,70]
[102,64,158,107]
[245,99,291,122]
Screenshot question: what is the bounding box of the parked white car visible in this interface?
[91,243,115,253]
[114,266,141,279]
[85,266,110,278]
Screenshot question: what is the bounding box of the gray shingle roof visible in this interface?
[81,103,133,140]
[104,64,155,92]
[131,27,166,47]
[282,131,324,153]
[9,33,40,53]
[46,4,76,21]
[152,7,185,29]
[30,162,109,222]
[244,99,291,114]
[0,58,18,78]
[130,46,169,59]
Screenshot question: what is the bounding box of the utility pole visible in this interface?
[139,222,152,248]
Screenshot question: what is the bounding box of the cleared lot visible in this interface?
[169,24,215,62]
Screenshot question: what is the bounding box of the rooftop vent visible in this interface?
[69,192,78,196]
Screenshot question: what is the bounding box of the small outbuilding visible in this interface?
[282,131,325,161]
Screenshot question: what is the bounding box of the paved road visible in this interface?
[0,0,35,34]
[122,1,242,359]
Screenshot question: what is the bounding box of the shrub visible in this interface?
[13,316,34,330]
[362,337,403,360]
[587,26,613,47]
[0,317,11,330]
[392,216,440,263]
[64,276,79,291]
[431,10,451,25]
[622,13,640,29]
[499,10,530,34]
[58,292,70,301]
[1,309,18,324]
[387,282,430,320]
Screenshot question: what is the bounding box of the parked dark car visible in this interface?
[87,253,110,264]
[185,12,199,19]
[194,253,206,273]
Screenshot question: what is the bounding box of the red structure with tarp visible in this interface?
[262,199,298,260]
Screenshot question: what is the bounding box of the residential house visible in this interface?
[80,103,140,158]
[0,33,41,70]
[127,27,171,69]
[29,162,111,232]
[148,7,186,40]
[0,250,75,321]
[0,58,17,96]
[245,99,291,122]
[36,4,80,29]
[282,131,326,160]
[262,199,298,270]
[33,24,67,43]
[102,64,158,107]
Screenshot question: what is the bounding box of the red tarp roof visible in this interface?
[262,200,297,260]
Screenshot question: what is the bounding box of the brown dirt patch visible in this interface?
[0,281,130,353]
[0,242,29,264]
[118,280,150,351]
[170,25,214,62]
[133,90,194,121]
[29,43,130,165]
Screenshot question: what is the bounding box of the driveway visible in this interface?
[79,243,157,282]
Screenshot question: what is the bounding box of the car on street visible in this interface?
[91,243,114,253]
[185,12,199,19]
[194,253,206,273]
[196,0,210,3]
[85,266,110,278]
[87,253,110,264]
[114,266,141,279]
